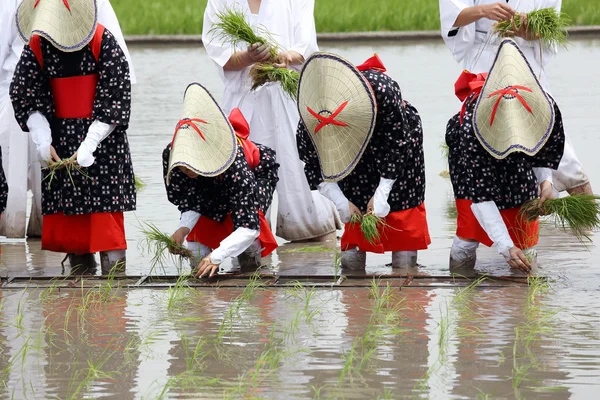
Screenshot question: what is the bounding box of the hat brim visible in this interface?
[297,52,377,182]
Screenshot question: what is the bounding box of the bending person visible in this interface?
[203,0,341,242]
[164,83,279,277]
[297,54,431,270]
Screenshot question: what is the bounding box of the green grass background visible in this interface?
[111,0,600,35]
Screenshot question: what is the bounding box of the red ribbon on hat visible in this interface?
[171,118,208,147]
[356,54,387,72]
[454,70,488,124]
[307,101,349,133]
[34,0,71,12]
[487,85,533,126]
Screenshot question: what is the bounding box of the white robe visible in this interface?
[439,0,589,192]
[0,0,136,238]
[203,0,340,241]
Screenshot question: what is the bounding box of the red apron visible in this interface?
[341,203,431,253]
[186,108,278,257]
[32,25,126,254]
[455,199,539,250]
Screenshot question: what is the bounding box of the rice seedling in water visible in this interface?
[249,63,299,99]
[520,195,600,241]
[65,347,117,399]
[280,245,335,253]
[135,175,146,191]
[140,221,193,272]
[494,7,570,48]
[166,274,194,310]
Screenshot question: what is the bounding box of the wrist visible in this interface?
[476,5,487,20]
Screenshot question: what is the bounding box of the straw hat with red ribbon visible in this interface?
[166,83,237,185]
[473,39,555,159]
[297,52,380,182]
[16,0,98,52]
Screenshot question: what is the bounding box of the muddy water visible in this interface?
[0,39,599,398]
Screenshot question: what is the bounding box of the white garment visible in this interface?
[373,177,395,217]
[210,227,260,265]
[178,210,201,231]
[439,0,588,192]
[318,182,351,223]
[203,0,340,241]
[470,201,514,260]
[77,120,116,167]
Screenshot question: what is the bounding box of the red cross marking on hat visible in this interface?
[34,0,71,12]
[307,101,349,133]
[171,118,208,147]
[487,85,533,126]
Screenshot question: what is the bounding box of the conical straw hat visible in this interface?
[297,52,377,182]
[16,0,98,52]
[474,39,555,159]
[166,83,237,185]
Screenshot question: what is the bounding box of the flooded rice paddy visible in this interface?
[1,39,600,398]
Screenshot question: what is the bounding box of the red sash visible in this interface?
[455,199,539,249]
[186,108,277,257]
[341,203,431,253]
[30,25,105,119]
[42,212,126,254]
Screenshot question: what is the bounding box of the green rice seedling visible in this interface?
[280,245,335,253]
[377,388,393,400]
[333,250,342,283]
[440,141,449,159]
[66,347,116,399]
[350,213,385,245]
[208,6,279,61]
[44,159,91,190]
[140,221,193,272]
[248,64,299,99]
[520,195,600,241]
[135,175,146,191]
[166,274,193,311]
[494,8,570,48]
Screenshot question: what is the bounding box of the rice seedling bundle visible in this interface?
[44,159,89,189]
[350,213,384,245]
[141,221,194,264]
[520,195,600,240]
[210,7,299,98]
[135,176,146,191]
[494,8,570,48]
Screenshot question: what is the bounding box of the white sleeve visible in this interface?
[317,182,351,223]
[470,201,514,260]
[373,177,395,218]
[289,0,319,62]
[439,0,476,64]
[97,0,137,84]
[210,227,260,265]
[26,112,52,161]
[77,120,116,167]
[178,211,201,231]
[533,167,553,186]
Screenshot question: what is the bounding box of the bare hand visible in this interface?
[367,196,375,214]
[538,180,554,212]
[195,255,220,279]
[505,13,538,40]
[49,145,61,164]
[349,201,362,219]
[274,51,304,68]
[481,2,515,22]
[170,227,190,248]
[507,247,531,274]
[247,43,271,63]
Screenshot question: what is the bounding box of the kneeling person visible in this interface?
[164,83,279,278]
[446,39,565,274]
[296,53,431,270]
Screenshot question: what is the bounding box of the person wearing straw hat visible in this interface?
[296,53,431,270]
[9,0,136,274]
[164,83,279,278]
[446,38,565,274]
[439,0,593,198]
[0,0,135,240]
[203,0,342,243]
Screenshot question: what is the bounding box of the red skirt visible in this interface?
[455,199,539,249]
[341,203,431,253]
[187,211,277,257]
[42,212,127,254]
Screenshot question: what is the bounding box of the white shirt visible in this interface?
[439,0,562,92]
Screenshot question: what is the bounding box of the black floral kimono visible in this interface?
[0,149,7,214]
[9,29,136,216]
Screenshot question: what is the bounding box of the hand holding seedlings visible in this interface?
[349,201,362,219]
[171,227,190,248]
[49,145,61,164]
[508,247,531,274]
[505,13,539,40]
[196,255,220,279]
[247,43,271,63]
[538,180,554,210]
[273,50,304,68]
[480,2,515,22]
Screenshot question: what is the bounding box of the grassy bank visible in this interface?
[112,0,600,35]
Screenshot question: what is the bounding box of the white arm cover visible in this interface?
[210,227,260,265]
[26,112,52,162]
[77,120,116,167]
[373,177,395,217]
[533,167,553,186]
[178,211,201,231]
[317,182,351,223]
[471,201,514,261]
